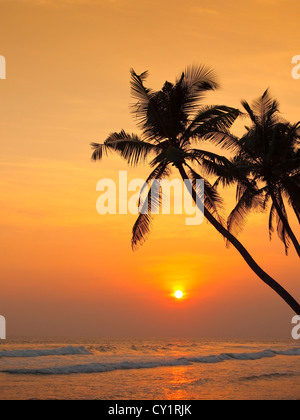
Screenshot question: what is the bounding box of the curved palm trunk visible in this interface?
[269,188,300,258]
[177,164,300,315]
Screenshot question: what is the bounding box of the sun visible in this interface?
[174,290,183,299]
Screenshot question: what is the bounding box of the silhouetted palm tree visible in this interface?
[224,90,300,257]
[91,66,300,314]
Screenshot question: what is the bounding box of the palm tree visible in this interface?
[91,66,300,315]
[224,90,300,257]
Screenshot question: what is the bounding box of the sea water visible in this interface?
[0,337,299,400]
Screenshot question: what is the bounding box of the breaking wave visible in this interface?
[3,359,191,375]
[192,348,300,363]
[0,346,91,358]
[2,347,300,375]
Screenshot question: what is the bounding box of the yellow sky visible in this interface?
[0,0,299,337]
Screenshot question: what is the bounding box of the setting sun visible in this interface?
[175,291,184,299]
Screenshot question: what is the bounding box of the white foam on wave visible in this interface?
[0,346,91,358]
[188,349,277,363]
[2,347,300,375]
[188,348,300,363]
[3,358,191,375]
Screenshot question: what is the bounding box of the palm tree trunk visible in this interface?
[269,188,300,258]
[177,163,300,315]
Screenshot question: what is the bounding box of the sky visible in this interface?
[0,0,299,338]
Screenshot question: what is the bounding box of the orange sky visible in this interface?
[0,0,299,338]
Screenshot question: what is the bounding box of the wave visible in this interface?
[2,359,191,375]
[188,348,300,364]
[0,346,91,358]
[2,347,300,375]
[242,371,300,381]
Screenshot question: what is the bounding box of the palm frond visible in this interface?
[203,131,241,152]
[275,193,291,255]
[132,162,171,250]
[130,69,151,102]
[227,185,264,240]
[186,148,236,180]
[130,69,170,141]
[131,187,159,251]
[184,105,240,145]
[182,64,219,93]
[179,64,219,116]
[276,213,290,256]
[186,165,225,226]
[252,89,279,125]
[91,130,157,166]
[281,176,300,223]
[269,202,276,240]
[90,142,110,161]
[241,100,259,125]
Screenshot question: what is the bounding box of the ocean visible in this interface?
[0,337,299,400]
